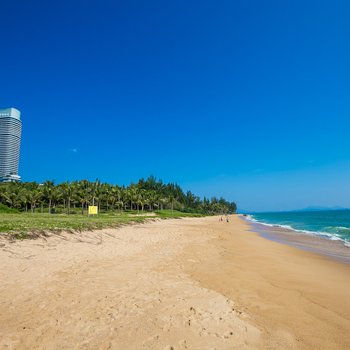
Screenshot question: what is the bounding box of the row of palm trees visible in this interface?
[0,177,237,215]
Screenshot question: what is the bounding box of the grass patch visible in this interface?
[0,210,204,239]
[155,210,205,218]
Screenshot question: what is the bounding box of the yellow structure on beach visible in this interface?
[88,206,98,215]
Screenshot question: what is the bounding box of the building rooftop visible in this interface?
[0,108,21,120]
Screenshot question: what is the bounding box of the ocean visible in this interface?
[246,210,350,247]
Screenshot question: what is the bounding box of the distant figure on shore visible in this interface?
[226,216,229,223]
[220,216,223,222]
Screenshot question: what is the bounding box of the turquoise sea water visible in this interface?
[247,210,350,247]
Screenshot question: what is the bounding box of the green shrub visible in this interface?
[0,203,19,213]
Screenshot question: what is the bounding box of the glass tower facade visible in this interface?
[0,108,22,182]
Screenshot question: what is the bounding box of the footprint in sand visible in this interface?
[178,339,188,349]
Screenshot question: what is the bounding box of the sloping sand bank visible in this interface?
[0,216,349,349]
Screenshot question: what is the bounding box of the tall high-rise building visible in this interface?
[0,108,22,182]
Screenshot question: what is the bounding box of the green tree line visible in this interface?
[0,176,237,215]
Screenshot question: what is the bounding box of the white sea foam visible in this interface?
[335,226,350,230]
[244,214,257,222]
[243,215,350,247]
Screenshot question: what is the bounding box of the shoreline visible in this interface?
[1,216,350,349]
[185,216,350,349]
[241,215,350,265]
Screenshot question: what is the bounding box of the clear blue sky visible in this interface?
[1,0,350,211]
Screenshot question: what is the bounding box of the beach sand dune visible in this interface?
[0,216,349,349]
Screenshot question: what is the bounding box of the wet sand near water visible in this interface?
[247,219,350,264]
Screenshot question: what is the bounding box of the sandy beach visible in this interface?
[1,216,350,349]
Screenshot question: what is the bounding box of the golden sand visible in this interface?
[0,216,349,349]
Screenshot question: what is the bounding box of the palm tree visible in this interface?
[60,182,75,214]
[149,191,160,211]
[91,179,101,207]
[50,187,62,213]
[136,189,146,212]
[115,186,124,212]
[105,185,120,212]
[100,183,114,212]
[168,194,175,215]
[77,180,91,215]
[126,186,138,211]
[3,183,25,209]
[26,187,43,213]
[42,180,55,213]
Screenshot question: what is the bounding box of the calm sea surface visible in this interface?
[247,210,350,247]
